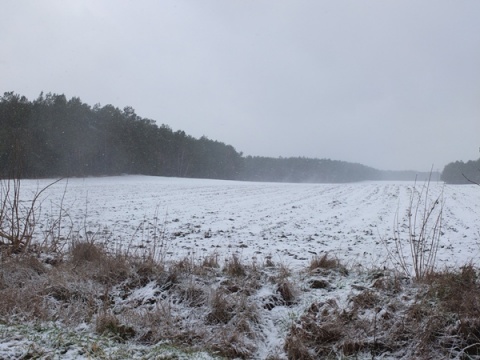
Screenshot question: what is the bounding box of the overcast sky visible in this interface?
[2,1,479,171]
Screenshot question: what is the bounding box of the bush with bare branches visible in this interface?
[384,174,444,280]
[0,177,63,254]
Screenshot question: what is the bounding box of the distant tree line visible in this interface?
[240,156,382,183]
[0,91,425,183]
[441,158,480,184]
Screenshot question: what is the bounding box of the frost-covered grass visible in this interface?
[0,322,216,359]
[0,176,479,359]
[3,246,480,359]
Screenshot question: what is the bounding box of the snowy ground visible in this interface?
[0,323,216,359]
[24,175,480,270]
[2,175,480,359]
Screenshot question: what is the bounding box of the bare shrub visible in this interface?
[0,178,63,253]
[146,205,169,263]
[385,174,444,280]
[39,179,71,254]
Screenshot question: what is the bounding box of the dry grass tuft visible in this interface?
[178,282,207,308]
[130,258,164,287]
[411,265,480,356]
[308,253,347,275]
[351,290,380,310]
[264,257,275,268]
[284,334,314,360]
[202,253,219,269]
[70,241,130,284]
[424,264,477,307]
[209,328,255,359]
[370,272,403,294]
[95,312,136,341]
[206,290,234,324]
[70,241,105,264]
[285,316,343,359]
[170,256,195,275]
[224,254,246,277]
[285,264,480,359]
[277,280,296,306]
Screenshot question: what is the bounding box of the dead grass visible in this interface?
[351,289,379,310]
[129,257,164,287]
[277,280,296,306]
[209,329,255,359]
[202,253,220,269]
[284,264,480,359]
[95,312,136,341]
[308,253,348,275]
[70,240,105,263]
[285,315,343,359]
[415,264,480,356]
[223,254,246,277]
[206,290,234,324]
[2,239,480,359]
[70,241,131,285]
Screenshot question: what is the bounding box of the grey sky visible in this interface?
[2,1,479,171]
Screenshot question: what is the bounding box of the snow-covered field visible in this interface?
[2,175,480,359]
[26,175,480,270]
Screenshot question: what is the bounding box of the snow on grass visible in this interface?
[0,323,217,359]
[2,175,480,359]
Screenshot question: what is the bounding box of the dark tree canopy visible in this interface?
[0,92,243,180]
[0,91,426,183]
[442,158,480,184]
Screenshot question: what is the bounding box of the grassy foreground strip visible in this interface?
[2,241,480,359]
[0,322,216,359]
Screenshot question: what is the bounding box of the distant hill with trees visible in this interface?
[441,158,480,184]
[240,156,381,183]
[379,170,441,182]
[0,91,431,183]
